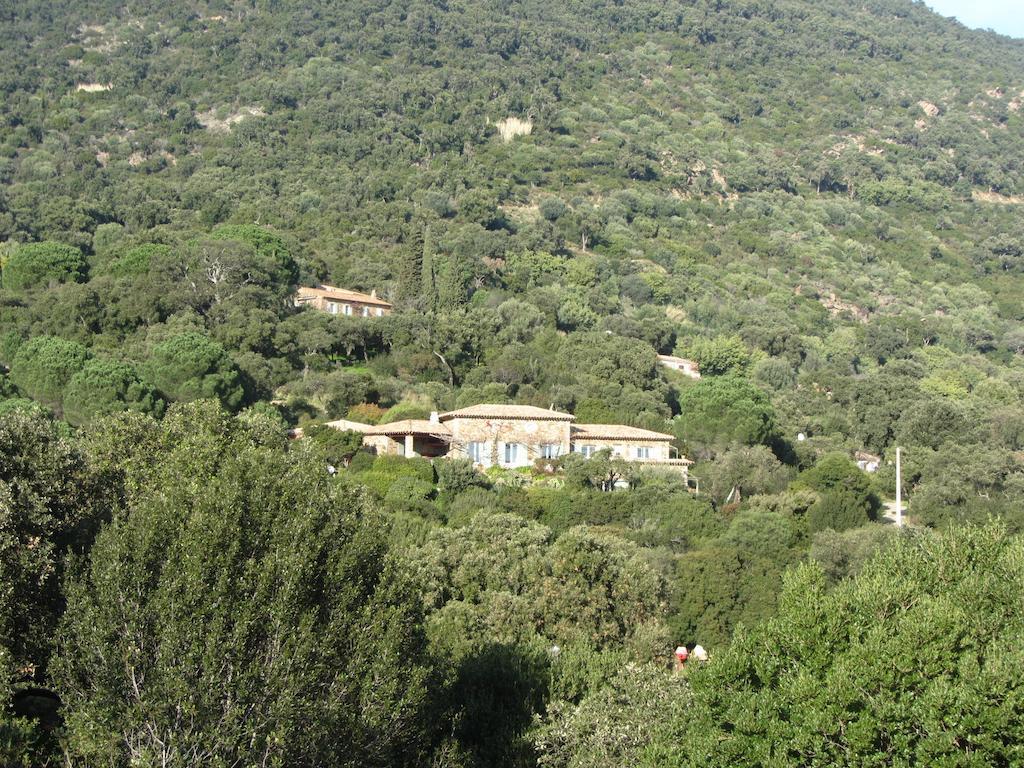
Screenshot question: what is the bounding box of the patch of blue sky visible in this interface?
[926,0,1024,39]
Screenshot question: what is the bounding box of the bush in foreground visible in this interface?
[644,522,1024,766]
[53,404,437,766]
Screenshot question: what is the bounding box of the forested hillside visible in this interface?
[2,0,1024,765]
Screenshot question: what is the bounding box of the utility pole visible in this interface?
[895,446,903,528]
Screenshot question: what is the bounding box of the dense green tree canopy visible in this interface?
[8,336,89,413]
[209,224,300,296]
[1,243,86,291]
[0,0,1022,762]
[407,512,671,765]
[675,377,778,453]
[411,513,667,655]
[0,410,106,683]
[683,336,754,377]
[143,332,244,410]
[61,358,163,426]
[798,453,881,532]
[699,444,788,504]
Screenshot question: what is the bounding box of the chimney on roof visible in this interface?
[429,411,439,424]
[370,289,377,298]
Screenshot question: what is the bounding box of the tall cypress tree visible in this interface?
[420,223,437,311]
[396,226,423,306]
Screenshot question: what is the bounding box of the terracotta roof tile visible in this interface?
[572,424,675,441]
[324,419,373,432]
[295,285,393,308]
[439,404,575,421]
[364,419,451,437]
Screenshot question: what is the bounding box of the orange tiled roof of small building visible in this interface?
[571,423,675,441]
[439,404,575,421]
[296,284,393,308]
[324,418,373,432]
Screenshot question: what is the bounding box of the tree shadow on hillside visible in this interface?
[445,642,549,768]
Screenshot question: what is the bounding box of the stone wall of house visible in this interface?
[364,434,402,455]
[572,438,672,462]
[446,418,571,468]
[362,434,447,458]
[318,297,388,317]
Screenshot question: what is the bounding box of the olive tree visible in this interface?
[0,410,107,682]
[54,403,438,767]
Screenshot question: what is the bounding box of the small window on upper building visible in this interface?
[540,443,560,459]
[467,441,486,463]
[362,306,370,317]
[635,446,651,459]
[376,307,384,317]
[579,445,597,458]
[329,302,339,314]
[343,304,353,315]
[503,443,520,464]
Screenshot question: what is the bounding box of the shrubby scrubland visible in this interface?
[2,405,1022,765]
[2,0,1024,764]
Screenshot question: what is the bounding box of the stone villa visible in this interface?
[294,285,392,317]
[328,403,692,478]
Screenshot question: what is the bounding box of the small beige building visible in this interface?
[571,423,678,462]
[324,418,450,458]
[657,354,701,379]
[570,423,692,480]
[294,285,392,317]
